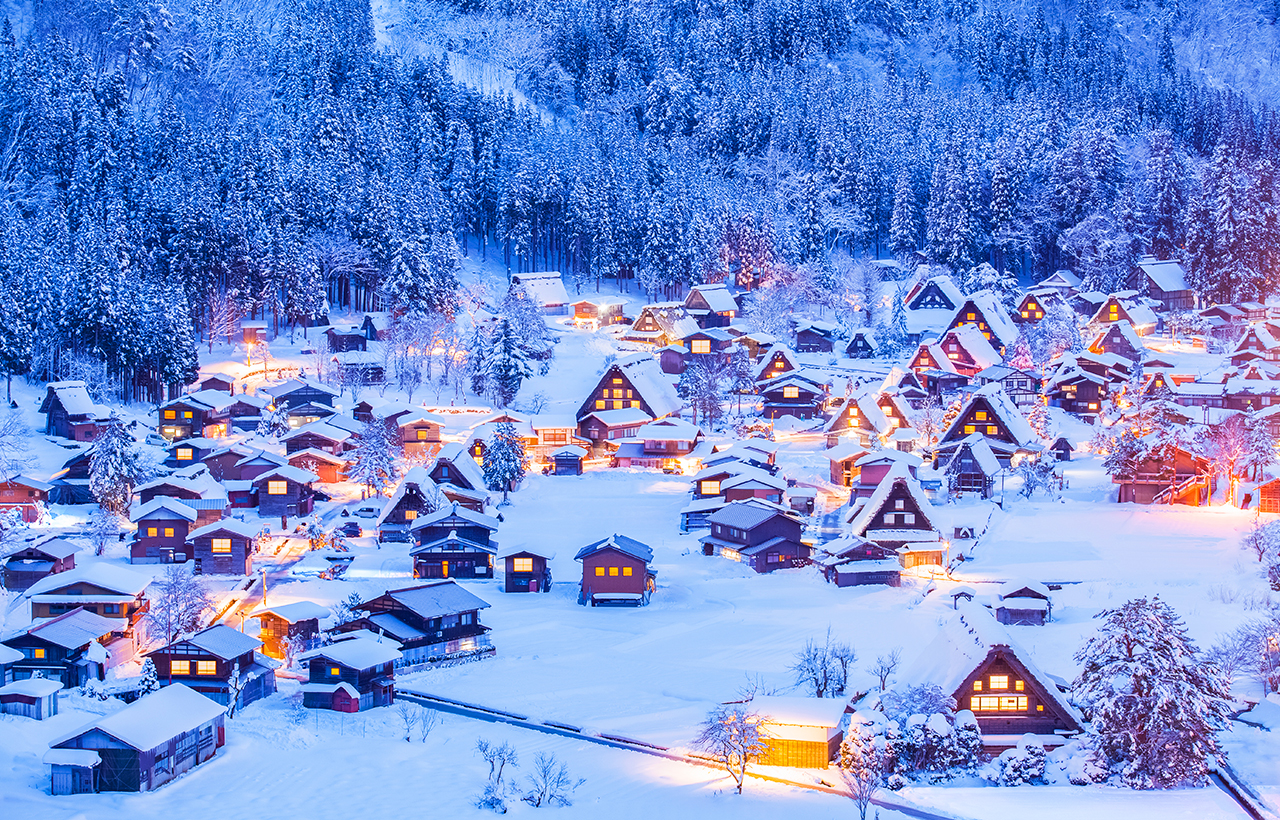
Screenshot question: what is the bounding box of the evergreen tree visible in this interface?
[482,421,529,505]
[139,657,160,695]
[486,318,533,408]
[348,418,401,497]
[889,167,920,259]
[88,415,142,515]
[1073,597,1232,789]
[256,401,291,440]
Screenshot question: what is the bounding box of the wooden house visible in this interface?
[0,677,61,719]
[39,382,110,441]
[1131,255,1197,312]
[659,343,688,375]
[332,581,494,664]
[1042,355,1119,419]
[973,365,1041,409]
[47,683,226,793]
[826,441,869,487]
[0,644,18,684]
[221,394,268,432]
[754,345,801,384]
[1036,269,1082,297]
[326,325,368,352]
[578,407,652,447]
[906,274,964,312]
[1012,291,1052,324]
[1088,321,1146,364]
[250,465,317,518]
[1231,323,1280,366]
[621,302,699,346]
[261,378,339,413]
[721,470,788,505]
[0,475,51,523]
[1114,443,1213,506]
[395,409,446,457]
[551,445,587,475]
[298,638,400,712]
[575,534,656,606]
[942,433,1000,498]
[576,352,682,433]
[429,442,488,496]
[501,548,553,593]
[571,297,626,328]
[129,497,198,564]
[759,373,826,421]
[512,271,570,315]
[846,450,923,499]
[794,319,839,353]
[24,564,150,630]
[2,538,78,591]
[846,463,941,558]
[195,371,237,394]
[750,696,847,768]
[945,291,1019,354]
[1050,436,1074,461]
[287,448,346,483]
[611,417,703,470]
[815,535,901,587]
[681,327,736,365]
[996,581,1052,626]
[281,419,353,455]
[901,603,1082,750]
[1,608,119,687]
[146,624,277,708]
[845,329,878,359]
[376,466,440,539]
[699,501,808,573]
[49,450,95,505]
[1090,293,1158,335]
[186,519,261,576]
[156,395,217,441]
[684,283,739,328]
[135,466,228,526]
[164,437,218,469]
[409,503,500,580]
[360,313,391,341]
[823,393,890,448]
[936,383,1039,466]
[251,601,330,659]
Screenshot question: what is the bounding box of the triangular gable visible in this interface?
[947,291,1018,350]
[754,345,800,382]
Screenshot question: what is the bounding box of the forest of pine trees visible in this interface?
[0,0,1274,402]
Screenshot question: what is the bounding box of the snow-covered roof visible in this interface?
[433,442,488,491]
[1136,256,1189,293]
[52,683,226,752]
[616,353,683,419]
[377,466,437,527]
[707,499,788,530]
[282,420,354,445]
[298,636,403,669]
[955,291,1019,348]
[410,500,500,532]
[998,580,1051,600]
[251,465,320,486]
[183,624,262,659]
[513,271,570,307]
[552,445,588,458]
[907,275,965,310]
[686,283,739,314]
[20,608,118,649]
[575,534,653,564]
[948,433,1000,476]
[749,696,847,728]
[721,471,788,492]
[753,344,801,381]
[637,418,701,441]
[46,381,99,417]
[1039,270,1082,289]
[261,378,340,399]
[847,462,939,537]
[945,323,1003,370]
[900,602,1082,727]
[25,563,150,599]
[1092,294,1158,329]
[253,601,331,623]
[584,407,653,427]
[0,644,22,665]
[383,580,492,619]
[6,537,80,562]
[129,497,199,523]
[186,519,263,541]
[825,441,869,463]
[950,383,1038,446]
[0,677,62,697]
[43,748,100,767]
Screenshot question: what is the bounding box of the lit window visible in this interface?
[595,567,605,576]
[972,680,982,691]
[1020,311,1029,318]
[963,425,976,434]
[267,480,288,495]
[595,400,606,410]
[701,480,721,495]
[417,430,429,440]
[989,675,1009,689]
[967,312,975,320]
[147,527,158,537]
[1015,680,1024,691]
[1000,696,1027,711]
[404,510,417,521]
[330,667,341,676]
[170,660,190,675]
[1036,704,1044,712]
[183,411,193,419]
[975,411,987,421]
[986,425,998,435]
[196,660,216,675]
[32,648,45,659]
[164,528,175,538]
[623,567,633,576]
[783,386,800,399]
[612,378,623,385]
[691,339,711,354]
[176,448,193,461]
[609,567,619,576]
[612,401,622,410]
[164,410,176,420]
[1028,302,1037,311]
[630,401,640,408]
[512,558,533,573]
[211,538,232,554]
[973,696,1000,711]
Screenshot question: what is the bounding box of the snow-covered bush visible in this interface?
[994,736,1047,785]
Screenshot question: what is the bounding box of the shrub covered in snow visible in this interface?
[993,736,1047,786]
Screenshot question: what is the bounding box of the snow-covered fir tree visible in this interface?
[88,415,142,516]
[348,419,402,497]
[482,421,529,505]
[486,319,533,409]
[256,401,291,441]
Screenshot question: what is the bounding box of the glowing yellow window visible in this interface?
[963,425,976,434]
[211,538,232,554]
[403,510,418,522]
[595,567,605,576]
[196,660,216,675]
[613,389,623,398]
[163,528,174,538]
[782,386,799,399]
[1109,307,1119,319]
[1015,680,1024,691]
[612,378,623,384]
[630,401,640,408]
[966,312,975,320]
[170,660,190,675]
[164,410,176,419]
[701,480,721,495]
[595,400,606,410]
[176,448,193,461]
[975,411,987,421]
[267,480,287,495]
[183,411,193,419]
[416,430,429,440]
[1021,310,1029,318]
[1036,704,1044,712]
[975,696,999,710]
[32,648,45,659]
[612,401,622,410]
[609,567,619,576]
[330,667,341,676]
[147,527,158,537]
[987,425,998,435]
[989,675,1009,689]
[512,558,533,573]
[691,339,711,354]
[623,567,633,576]
[1000,696,1027,711]
[972,680,982,691]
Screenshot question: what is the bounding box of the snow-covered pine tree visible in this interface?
[486,318,533,408]
[837,718,885,820]
[348,418,401,497]
[88,415,142,516]
[1102,428,1146,482]
[1073,596,1232,789]
[889,167,919,260]
[482,421,529,505]
[138,657,160,696]
[256,401,291,440]
[466,325,492,398]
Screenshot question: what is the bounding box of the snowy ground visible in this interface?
[3,254,1280,817]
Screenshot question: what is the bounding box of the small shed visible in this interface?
[252,601,331,659]
[1050,436,1073,462]
[996,581,1052,626]
[749,696,847,768]
[45,748,100,795]
[500,548,554,593]
[0,676,62,719]
[551,445,587,476]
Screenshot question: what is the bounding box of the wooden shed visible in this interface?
[252,601,331,659]
[500,549,553,593]
[0,676,62,719]
[750,696,847,768]
[551,445,587,476]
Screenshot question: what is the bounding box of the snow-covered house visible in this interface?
[1131,255,1197,312]
[1,538,78,592]
[759,372,827,421]
[823,392,891,448]
[578,406,652,448]
[972,365,1041,409]
[699,500,808,573]
[934,323,1003,377]
[935,383,1039,466]
[146,624,278,708]
[750,696,849,768]
[845,328,878,358]
[500,548,554,593]
[1231,323,1280,366]
[281,418,355,455]
[575,534,656,606]
[753,344,802,384]
[512,271,570,315]
[249,465,318,518]
[845,463,943,567]
[25,563,150,631]
[129,496,199,564]
[1090,292,1158,335]
[995,581,1053,626]
[39,381,111,442]
[576,353,682,439]
[684,283,740,327]
[1012,289,1057,324]
[287,448,347,484]
[135,464,229,526]
[794,318,840,353]
[331,581,493,664]
[0,676,61,719]
[815,534,901,587]
[904,273,966,339]
[612,417,703,470]
[571,297,626,327]
[409,503,500,579]
[376,466,440,539]
[1036,269,1082,296]
[47,683,227,793]
[942,433,1001,498]
[1087,320,1146,364]
[0,475,51,523]
[1,607,119,686]
[899,602,1082,751]
[945,291,1019,354]
[186,519,262,576]
[621,302,699,346]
